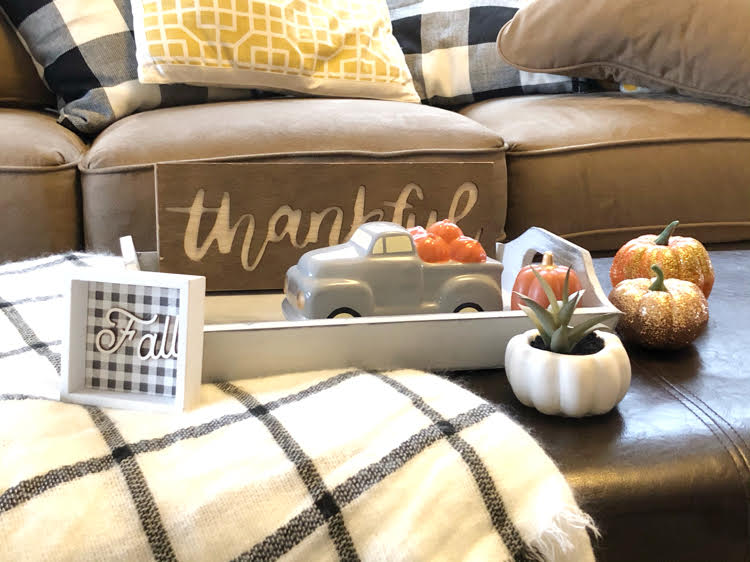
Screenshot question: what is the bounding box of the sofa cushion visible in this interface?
[0,13,54,108]
[0,109,87,261]
[80,98,507,252]
[461,93,750,250]
[132,0,419,104]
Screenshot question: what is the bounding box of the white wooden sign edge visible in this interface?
[61,268,205,412]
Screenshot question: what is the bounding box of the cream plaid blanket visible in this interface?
[0,253,595,561]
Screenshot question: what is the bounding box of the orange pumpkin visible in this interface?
[449,236,487,263]
[427,219,463,244]
[609,221,714,298]
[414,232,450,262]
[510,252,582,310]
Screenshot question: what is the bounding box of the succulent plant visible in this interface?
[514,267,620,354]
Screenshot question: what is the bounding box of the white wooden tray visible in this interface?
[197,227,620,381]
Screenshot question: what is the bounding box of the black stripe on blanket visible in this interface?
[236,403,497,561]
[0,296,63,359]
[218,381,361,561]
[0,294,62,308]
[86,407,178,561]
[133,371,361,455]
[0,252,84,276]
[0,453,116,513]
[0,371,362,514]
[0,394,51,401]
[372,374,536,562]
[0,340,61,360]
[0,294,61,372]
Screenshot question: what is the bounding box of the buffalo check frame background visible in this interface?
[62,268,205,412]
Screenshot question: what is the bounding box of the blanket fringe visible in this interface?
[526,508,599,562]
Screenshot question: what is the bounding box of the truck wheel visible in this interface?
[328,307,361,319]
[453,303,483,313]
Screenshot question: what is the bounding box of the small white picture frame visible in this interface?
[61,269,205,412]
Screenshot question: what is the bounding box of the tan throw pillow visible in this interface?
[132,0,420,103]
[497,0,750,106]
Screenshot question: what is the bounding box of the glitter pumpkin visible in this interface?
[609,221,714,298]
[609,264,709,349]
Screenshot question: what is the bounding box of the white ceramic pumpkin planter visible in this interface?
[505,329,631,417]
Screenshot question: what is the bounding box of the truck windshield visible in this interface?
[349,229,373,251]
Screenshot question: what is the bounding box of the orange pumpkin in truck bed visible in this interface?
[609,221,714,298]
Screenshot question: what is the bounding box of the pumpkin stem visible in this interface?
[654,220,679,245]
[541,252,555,267]
[649,264,668,292]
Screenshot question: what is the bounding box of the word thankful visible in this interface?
[95,308,178,361]
[166,182,479,271]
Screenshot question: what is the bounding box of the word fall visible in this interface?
[95,307,179,361]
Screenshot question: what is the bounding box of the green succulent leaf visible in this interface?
[515,271,621,353]
[562,268,571,306]
[531,267,560,316]
[515,292,557,336]
[557,290,585,327]
[566,313,621,348]
[549,326,571,354]
[518,304,551,348]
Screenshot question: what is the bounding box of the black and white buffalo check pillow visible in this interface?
[0,0,258,136]
[388,0,588,106]
[0,253,596,561]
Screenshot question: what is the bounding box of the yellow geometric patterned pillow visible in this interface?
[132,0,420,103]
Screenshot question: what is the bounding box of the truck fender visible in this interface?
[308,280,374,319]
[437,274,503,313]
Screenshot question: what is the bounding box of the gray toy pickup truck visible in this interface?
[282,222,503,320]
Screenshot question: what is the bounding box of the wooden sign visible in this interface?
[61,269,205,412]
[155,161,497,291]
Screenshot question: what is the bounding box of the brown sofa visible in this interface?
[3,13,750,561]
[3,13,750,263]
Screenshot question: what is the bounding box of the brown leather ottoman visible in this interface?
[453,242,750,561]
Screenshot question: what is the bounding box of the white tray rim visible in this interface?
[195,227,621,380]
